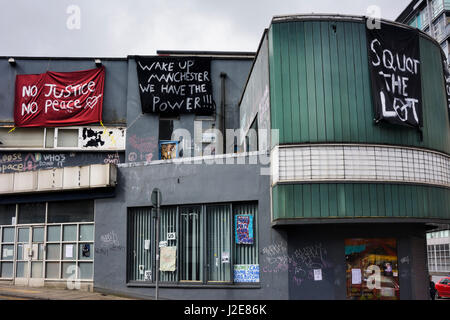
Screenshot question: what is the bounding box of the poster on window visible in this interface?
[135,56,215,115]
[233,264,259,283]
[235,215,254,245]
[159,141,178,160]
[367,22,423,129]
[14,67,105,127]
[160,246,176,272]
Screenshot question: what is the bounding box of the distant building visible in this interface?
[396,0,450,64]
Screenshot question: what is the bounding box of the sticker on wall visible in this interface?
[167,232,176,240]
[235,215,254,245]
[144,270,152,281]
[366,21,423,130]
[313,269,323,281]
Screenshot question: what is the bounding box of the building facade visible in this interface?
[0,14,449,300]
[397,0,450,278]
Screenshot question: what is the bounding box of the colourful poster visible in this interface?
[233,264,259,283]
[235,215,254,244]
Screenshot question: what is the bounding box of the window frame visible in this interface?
[126,201,259,287]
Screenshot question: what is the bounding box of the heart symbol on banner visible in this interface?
[86,94,102,109]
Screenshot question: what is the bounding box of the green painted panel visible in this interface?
[268,19,450,154]
[272,183,450,221]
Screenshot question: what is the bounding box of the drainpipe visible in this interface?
[220,72,227,154]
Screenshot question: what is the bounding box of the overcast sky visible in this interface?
[0,0,412,57]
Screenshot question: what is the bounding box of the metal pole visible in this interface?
[155,190,160,300]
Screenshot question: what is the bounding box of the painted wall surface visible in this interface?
[285,224,428,300]
[94,158,291,300]
[268,20,450,154]
[125,57,253,164]
[0,58,128,125]
[272,183,450,221]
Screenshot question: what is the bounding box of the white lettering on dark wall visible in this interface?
[370,38,421,125]
[136,57,215,115]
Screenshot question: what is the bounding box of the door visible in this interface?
[15,226,45,287]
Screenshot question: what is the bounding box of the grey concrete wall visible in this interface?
[0,57,128,125]
[94,158,290,300]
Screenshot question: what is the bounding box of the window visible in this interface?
[180,206,203,282]
[47,200,94,223]
[127,202,259,285]
[345,239,399,300]
[1,126,125,150]
[0,201,94,281]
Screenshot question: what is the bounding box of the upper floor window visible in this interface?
[0,127,125,151]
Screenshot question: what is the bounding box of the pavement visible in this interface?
[0,284,138,300]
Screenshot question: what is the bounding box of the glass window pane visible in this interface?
[79,243,93,260]
[18,228,29,242]
[1,262,13,278]
[2,228,15,242]
[62,262,76,279]
[2,244,14,260]
[207,205,231,282]
[48,200,94,223]
[63,244,76,260]
[63,225,77,241]
[57,129,79,148]
[37,244,44,260]
[31,262,43,278]
[127,207,153,282]
[78,262,93,279]
[16,262,28,278]
[180,206,203,281]
[0,128,44,147]
[0,205,16,225]
[47,226,61,242]
[45,128,55,148]
[79,225,94,241]
[46,262,60,279]
[32,227,44,242]
[18,203,46,224]
[46,244,60,260]
[16,244,24,260]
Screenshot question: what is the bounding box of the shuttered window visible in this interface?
[127,202,258,285]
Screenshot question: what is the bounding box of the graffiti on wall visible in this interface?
[95,230,125,256]
[127,134,158,163]
[261,241,333,286]
[81,127,126,149]
[0,151,124,174]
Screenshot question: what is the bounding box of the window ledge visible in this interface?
[126,282,261,289]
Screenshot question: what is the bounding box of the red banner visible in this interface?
[14,67,105,127]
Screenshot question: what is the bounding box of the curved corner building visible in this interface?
[240,14,450,300]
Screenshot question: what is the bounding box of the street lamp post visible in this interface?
[151,188,162,300]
